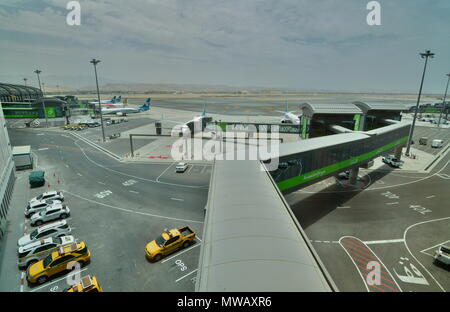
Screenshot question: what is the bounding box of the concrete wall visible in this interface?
[0,102,15,240]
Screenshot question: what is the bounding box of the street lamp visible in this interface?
[34,69,49,128]
[405,50,434,156]
[90,58,106,142]
[23,78,27,86]
[437,74,450,128]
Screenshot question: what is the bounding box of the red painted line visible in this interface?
[341,242,379,260]
[360,271,400,292]
[341,238,372,251]
[356,264,398,286]
[349,255,400,291]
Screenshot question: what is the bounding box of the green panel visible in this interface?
[353,114,362,131]
[276,136,408,191]
[218,122,227,132]
[45,107,57,118]
[5,114,39,118]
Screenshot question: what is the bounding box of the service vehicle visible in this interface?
[175,162,189,173]
[64,275,102,292]
[145,227,196,261]
[433,245,450,268]
[431,139,444,148]
[29,191,64,204]
[18,236,75,269]
[419,137,428,145]
[25,199,62,218]
[30,203,70,226]
[29,170,45,188]
[27,242,91,285]
[382,156,403,168]
[337,171,350,179]
[18,220,72,247]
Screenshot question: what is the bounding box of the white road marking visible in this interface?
[437,173,450,180]
[403,217,450,292]
[30,268,88,292]
[38,148,49,151]
[364,239,405,245]
[175,269,198,283]
[386,202,399,205]
[156,162,176,181]
[129,190,139,194]
[426,195,435,199]
[161,243,201,264]
[77,173,82,176]
[170,198,184,201]
[65,165,69,168]
[73,141,207,189]
[64,190,204,224]
[420,240,450,257]
[337,206,351,209]
[98,182,106,185]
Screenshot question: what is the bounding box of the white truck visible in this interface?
[382,156,403,168]
[434,245,450,268]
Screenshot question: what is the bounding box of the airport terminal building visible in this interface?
[0,104,15,240]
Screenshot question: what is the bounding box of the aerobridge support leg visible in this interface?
[394,146,403,160]
[349,167,359,185]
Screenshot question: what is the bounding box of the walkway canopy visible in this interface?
[0,83,42,103]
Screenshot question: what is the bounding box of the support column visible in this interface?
[394,145,403,160]
[349,167,359,185]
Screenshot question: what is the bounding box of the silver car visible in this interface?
[30,203,70,227]
[28,191,64,204]
[434,245,450,268]
[18,220,72,246]
[18,236,75,269]
[25,199,62,218]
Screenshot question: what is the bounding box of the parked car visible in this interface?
[145,227,196,261]
[30,204,71,227]
[18,236,75,269]
[63,275,102,292]
[25,199,62,218]
[382,156,403,168]
[431,139,444,148]
[176,162,188,173]
[18,220,72,247]
[337,171,350,180]
[433,245,450,268]
[29,191,64,204]
[27,242,91,285]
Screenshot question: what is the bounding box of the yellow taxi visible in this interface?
[64,275,102,292]
[145,227,196,261]
[27,242,91,285]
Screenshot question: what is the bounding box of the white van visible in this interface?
[431,139,444,148]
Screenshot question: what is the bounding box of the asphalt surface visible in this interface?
[1,128,209,292]
[286,151,450,292]
[412,126,450,155]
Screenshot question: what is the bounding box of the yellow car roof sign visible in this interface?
[81,276,93,289]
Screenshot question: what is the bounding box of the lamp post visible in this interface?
[437,74,450,128]
[34,69,49,128]
[23,78,27,86]
[90,58,106,142]
[405,50,434,156]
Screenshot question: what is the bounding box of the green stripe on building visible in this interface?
[276,136,408,191]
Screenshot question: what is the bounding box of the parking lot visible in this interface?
[0,128,208,292]
[412,126,450,155]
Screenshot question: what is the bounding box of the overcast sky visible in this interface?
[0,0,449,93]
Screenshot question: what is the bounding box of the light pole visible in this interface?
[34,69,49,128]
[405,50,434,156]
[23,78,27,86]
[437,74,450,128]
[90,58,106,142]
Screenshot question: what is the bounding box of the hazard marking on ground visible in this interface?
[339,236,402,292]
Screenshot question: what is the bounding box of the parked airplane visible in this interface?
[101,98,151,115]
[170,102,208,136]
[90,95,122,106]
[277,101,300,124]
